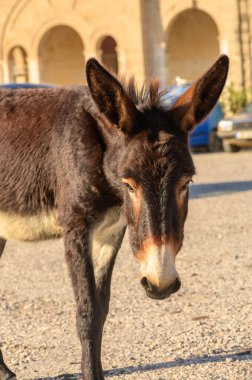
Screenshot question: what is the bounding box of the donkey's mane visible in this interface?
[121,76,169,110]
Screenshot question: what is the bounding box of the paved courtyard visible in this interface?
[0,151,252,380]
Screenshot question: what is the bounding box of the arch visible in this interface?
[97,36,118,74]
[8,46,28,83]
[38,25,85,85]
[166,8,219,84]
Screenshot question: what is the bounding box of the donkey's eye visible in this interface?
[124,183,135,193]
[181,180,192,192]
[122,178,137,194]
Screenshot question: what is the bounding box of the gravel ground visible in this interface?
[0,151,252,380]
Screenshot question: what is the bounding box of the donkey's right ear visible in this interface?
[86,59,138,134]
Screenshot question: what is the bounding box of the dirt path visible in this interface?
[0,152,252,380]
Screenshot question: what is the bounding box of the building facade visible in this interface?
[0,0,251,90]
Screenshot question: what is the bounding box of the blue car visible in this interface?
[163,84,224,152]
[0,83,53,89]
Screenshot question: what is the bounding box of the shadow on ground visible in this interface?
[30,349,252,380]
[190,180,252,199]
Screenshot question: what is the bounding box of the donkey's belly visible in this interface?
[0,209,63,241]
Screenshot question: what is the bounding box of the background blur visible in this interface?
[0,0,252,93]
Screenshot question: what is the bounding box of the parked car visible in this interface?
[163,84,224,152]
[217,103,252,152]
[0,83,53,89]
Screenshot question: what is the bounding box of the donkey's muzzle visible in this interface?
[141,276,181,300]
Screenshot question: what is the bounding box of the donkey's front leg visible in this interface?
[64,225,104,380]
[92,207,126,314]
[0,238,6,258]
[93,223,126,375]
[0,238,16,380]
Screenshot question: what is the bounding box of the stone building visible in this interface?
[0,0,251,90]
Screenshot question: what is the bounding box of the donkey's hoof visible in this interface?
[0,375,16,380]
[0,368,16,380]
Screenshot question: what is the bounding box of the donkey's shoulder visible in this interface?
[0,85,94,132]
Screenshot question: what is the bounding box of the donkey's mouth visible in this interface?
[145,288,175,300]
[142,277,181,300]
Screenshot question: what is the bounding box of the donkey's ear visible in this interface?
[86,58,138,134]
[170,55,229,134]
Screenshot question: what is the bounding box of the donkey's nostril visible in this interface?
[169,277,181,294]
[141,277,149,290]
[141,277,156,292]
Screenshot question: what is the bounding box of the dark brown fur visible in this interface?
[0,56,229,380]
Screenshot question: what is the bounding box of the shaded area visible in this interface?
[166,8,219,84]
[30,349,251,379]
[190,180,252,199]
[38,25,84,85]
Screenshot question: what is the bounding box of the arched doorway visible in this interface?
[38,25,84,85]
[8,46,29,83]
[98,36,118,74]
[166,9,219,84]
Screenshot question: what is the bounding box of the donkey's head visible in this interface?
[86,56,229,300]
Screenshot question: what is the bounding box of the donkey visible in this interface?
[0,55,229,380]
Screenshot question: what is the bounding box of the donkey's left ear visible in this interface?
[170,55,229,133]
[86,58,138,134]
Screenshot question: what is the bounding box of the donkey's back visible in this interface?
[0,85,95,241]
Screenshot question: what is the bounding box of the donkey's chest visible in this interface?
[92,207,126,277]
[0,209,62,241]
